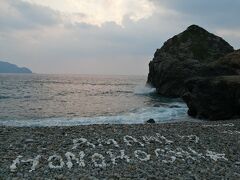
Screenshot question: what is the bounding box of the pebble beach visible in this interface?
[1,120,240,179]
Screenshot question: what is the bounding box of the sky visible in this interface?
[0,0,240,75]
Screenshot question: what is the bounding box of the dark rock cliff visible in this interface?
[183,75,240,120]
[183,50,240,120]
[147,25,240,120]
[147,25,234,97]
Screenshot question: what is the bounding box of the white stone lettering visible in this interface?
[188,147,205,159]
[134,150,150,161]
[223,130,240,135]
[48,155,65,169]
[142,135,161,144]
[163,155,176,163]
[155,149,176,163]
[124,135,144,147]
[91,153,106,168]
[106,139,120,148]
[9,134,232,173]
[65,152,79,169]
[178,135,199,144]
[97,139,103,147]
[79,151,86,167]
[156,133,173,144]
[174,148,196,161]
[72,138,95,149]
[10,156,23,172]
[155,147,201,163]
[10,155,41,172]
[206,150,228,161]
[107,149,130,165]
[21,155,41,172]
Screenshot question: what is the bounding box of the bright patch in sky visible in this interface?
[21,0,156,26]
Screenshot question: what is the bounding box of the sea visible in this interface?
[0,74,190,127]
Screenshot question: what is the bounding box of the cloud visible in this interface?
[0,0,239,74]
[0,0,60,31]
[21,0,157,26]
[151,0,240,28]
[217,29,240,39]
[0,11,184,74]
[150,0,240,48]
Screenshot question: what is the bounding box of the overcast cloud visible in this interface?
[0,0,239,75]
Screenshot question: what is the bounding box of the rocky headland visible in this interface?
[147,25,240,120]
[0,61,32,74]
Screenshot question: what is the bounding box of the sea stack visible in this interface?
[183,51,240,120]
[147,25,234,97]
[147,25,240,120]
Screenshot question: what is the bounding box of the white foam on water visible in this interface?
[134,85,156,95]
[0,102,189,127]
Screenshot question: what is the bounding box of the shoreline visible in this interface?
[1,120,240,179]
[0,117,198,127]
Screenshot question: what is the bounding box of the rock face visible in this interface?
[147,25,234,97]
[0,61,32,73]
[214,49,240,74]
[183,76,240,120]
[147,25,240,120]
[183,50,240,120]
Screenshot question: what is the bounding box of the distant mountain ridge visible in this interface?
[0,61,32,74]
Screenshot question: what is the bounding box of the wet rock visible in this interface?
[183,76,240,120]
[146,25,240,120]
[146,119,155,124]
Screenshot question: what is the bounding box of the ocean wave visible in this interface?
[0,103,189,127]
[134,85,156,95]
[0,96,11,99]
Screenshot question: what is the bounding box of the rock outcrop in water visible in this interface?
[147,25,240,120]
[183,50,240,120]
[0,61,32,73]
[147,25,234,97]
[183,76,240,120]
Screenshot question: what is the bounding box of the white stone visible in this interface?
[10,156,22,172]
[155,149,176,163]
[107,149,130,165]
[188,147,205,159]
[48,155,65,169]
[206,150,228,161]
[223,130,240,135]
[106,139,120,148]
[65,152,79,169]
[142,135,161,144]
[156,133,173,144]
[178,135,199,144]
[91,153,106,168]
[21,155,41,172]
[123,135,144,147]
[10,155,41,172]
[79,151,86,167]
[72,138,96,149]
[134,150,150,161]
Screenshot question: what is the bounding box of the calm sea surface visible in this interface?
[0,74,188,126]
